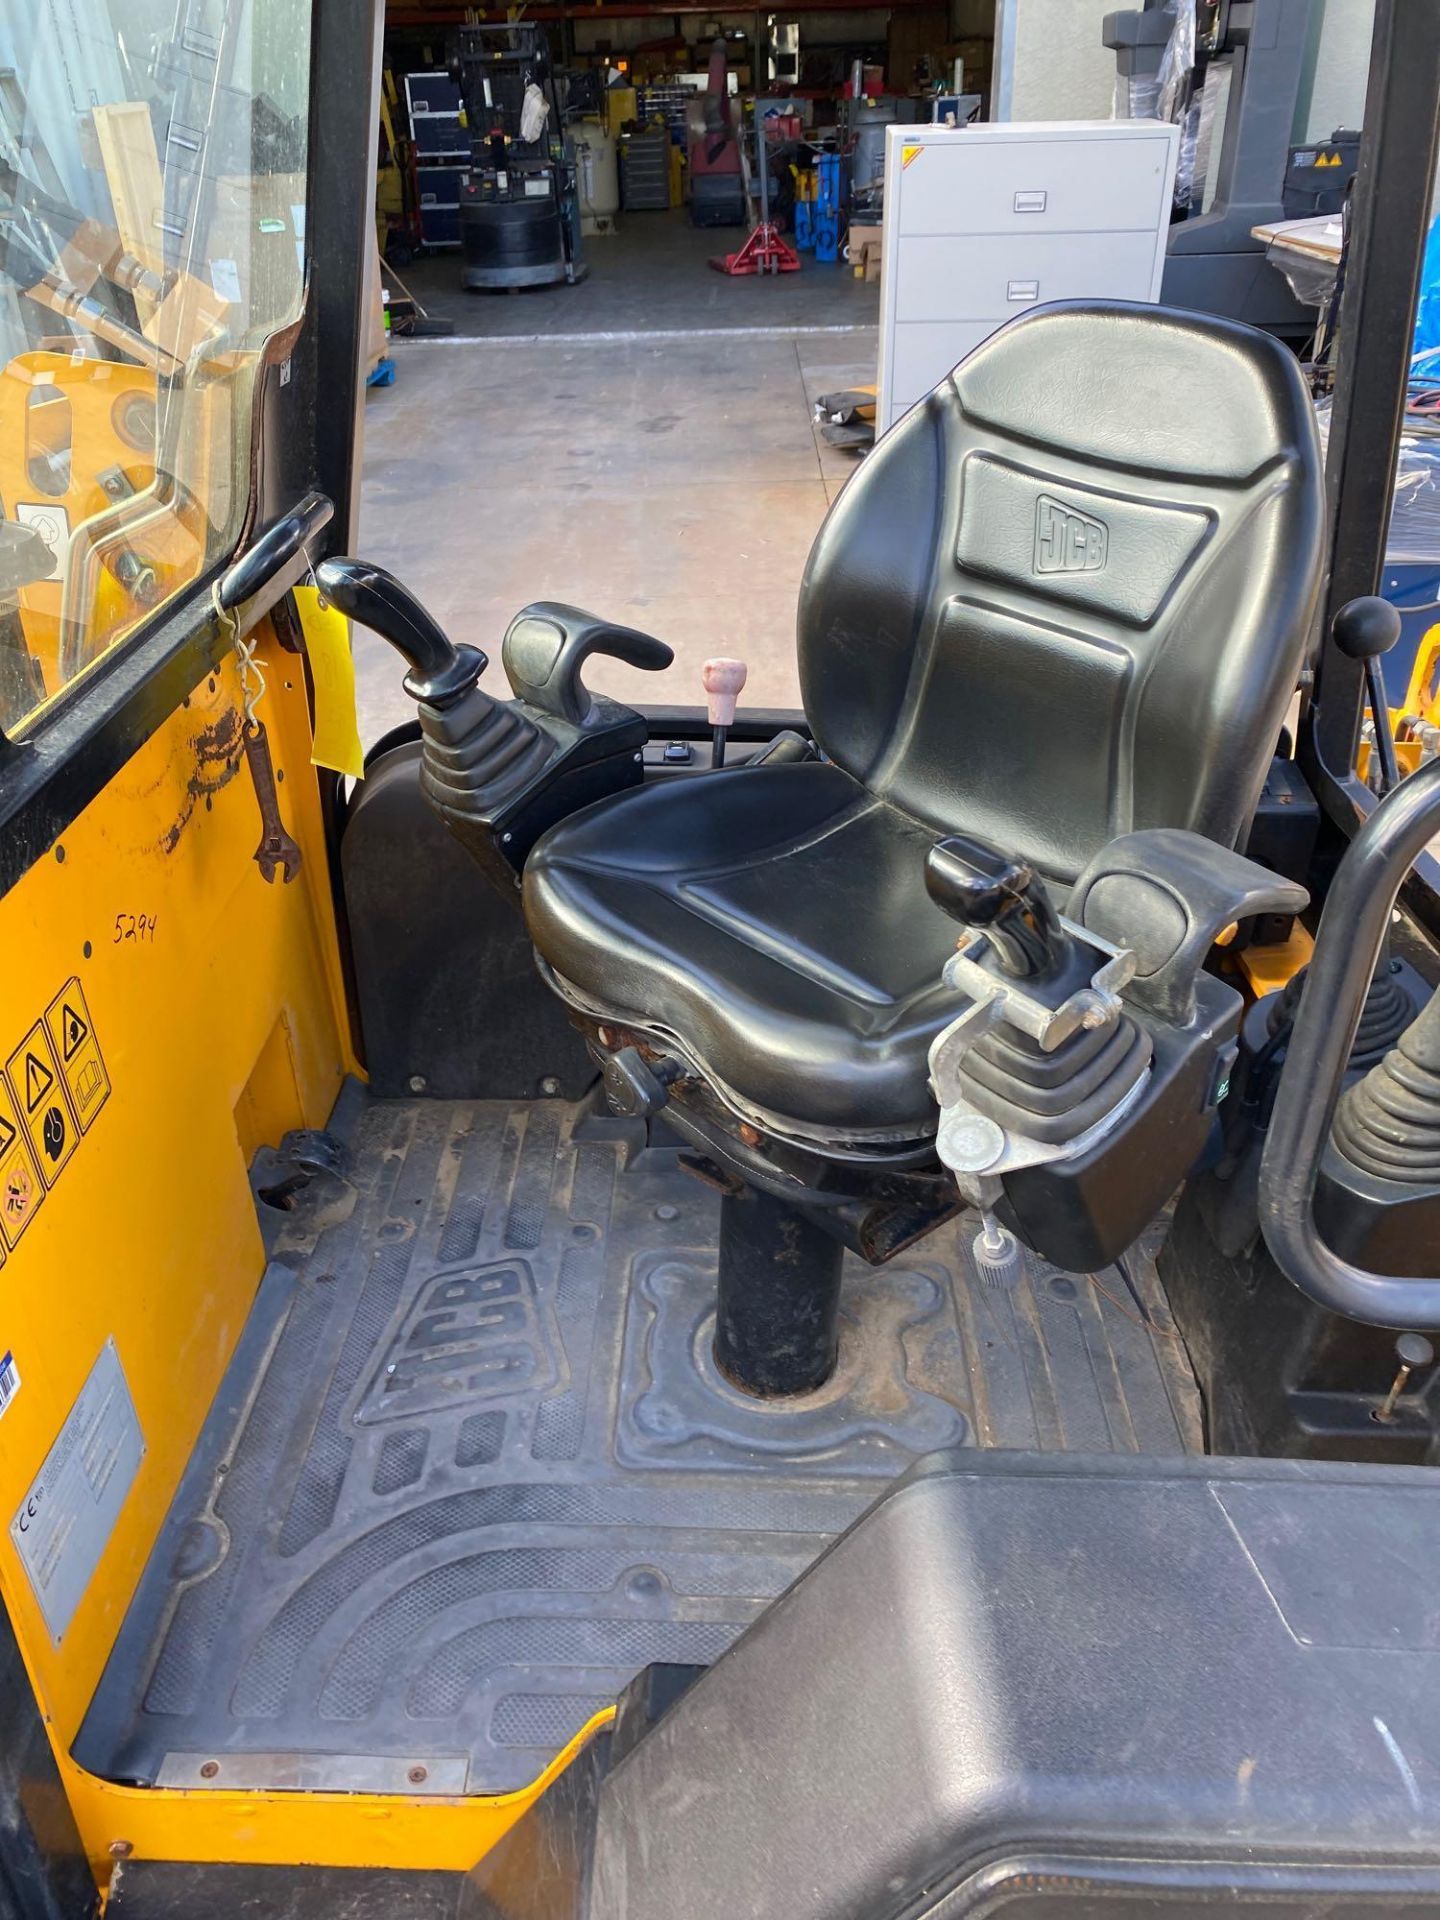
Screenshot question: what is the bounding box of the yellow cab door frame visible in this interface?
[0,1,595,1907]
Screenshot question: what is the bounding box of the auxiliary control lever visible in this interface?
[926,833,1089,991]
[316,558,672,887]
[1332,594,1403,795]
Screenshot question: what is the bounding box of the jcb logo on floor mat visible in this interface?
[1034,493,1108,575]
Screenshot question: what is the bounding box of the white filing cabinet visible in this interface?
[876,120,1179,435]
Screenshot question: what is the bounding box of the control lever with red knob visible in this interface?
[703,657,748,768]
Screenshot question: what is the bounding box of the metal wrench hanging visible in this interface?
[229,606,303,884]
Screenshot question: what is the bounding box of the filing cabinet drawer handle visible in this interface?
[1007,279,1039,303]
[1013,189,1048,212]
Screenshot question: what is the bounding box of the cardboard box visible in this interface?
[848,220,882,282]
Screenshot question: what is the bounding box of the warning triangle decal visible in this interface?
[23,1051,53,1113]
[0,1111,14,1156]
[61,1003,88,1061]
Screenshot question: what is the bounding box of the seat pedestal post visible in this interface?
[712,1188,844,1396]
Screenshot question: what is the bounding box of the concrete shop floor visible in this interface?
[354,326,876,743]
[392,206,881,340]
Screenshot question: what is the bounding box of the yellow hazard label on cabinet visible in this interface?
[901,143,922,168]
[6,1022,77,1190]
[44,979,110,1135]
[0,1072,45,1248]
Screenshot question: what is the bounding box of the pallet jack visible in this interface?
[710,101,799,276]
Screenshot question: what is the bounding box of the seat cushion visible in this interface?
[523,761,966,1138]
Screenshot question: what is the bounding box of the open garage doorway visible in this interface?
[355,4,994,740]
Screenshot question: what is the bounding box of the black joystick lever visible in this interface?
[1333,595,1402,795]
[314,556,485,708]
[925,833,1070,982]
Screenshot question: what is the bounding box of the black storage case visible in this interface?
[467,1449,1440,1919]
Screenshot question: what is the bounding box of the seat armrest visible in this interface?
[503,602,673,727]
[1070,828,1308,1025]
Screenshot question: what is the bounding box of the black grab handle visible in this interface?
[1259,755,1440,1326]
[217,492,333,617]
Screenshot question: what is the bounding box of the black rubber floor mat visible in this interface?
[79,1095,1202,1795]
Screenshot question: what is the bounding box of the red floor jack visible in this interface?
[711,103,800,277]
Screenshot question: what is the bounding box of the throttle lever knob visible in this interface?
[702,657,748,728]
[703,656,747,768]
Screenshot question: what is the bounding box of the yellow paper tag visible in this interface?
[293,583,365,780]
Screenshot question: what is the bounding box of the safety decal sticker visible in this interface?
[0,1350,18,1416]
[0,978,110,1242]
[0,1073,44,1250]
[6,1022,77,1190]
[12,501,71,581]
[44,980,110,1135]
[901,143,923,169]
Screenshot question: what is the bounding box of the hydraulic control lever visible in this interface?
[925,834,1071,982]
[925,831,1135,1056]
[317,562,665,889]
[926,829,1144,1203]
[930,826,1309,1275]
[1332,595,1403,795]
[314,556,485,706]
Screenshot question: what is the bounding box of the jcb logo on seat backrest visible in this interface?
[1033,494,1108,574]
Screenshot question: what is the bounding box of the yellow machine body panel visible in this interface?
[0,618,626,1906]
[0,639,609,1881]
[0,638,346,1854]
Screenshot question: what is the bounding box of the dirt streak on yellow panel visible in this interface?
[0,632,356,1878]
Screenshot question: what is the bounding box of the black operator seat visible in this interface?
[523,301,1325,1145]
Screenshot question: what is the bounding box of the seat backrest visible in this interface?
[798,300,1325,884]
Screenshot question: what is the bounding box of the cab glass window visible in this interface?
[0,0,312,734]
